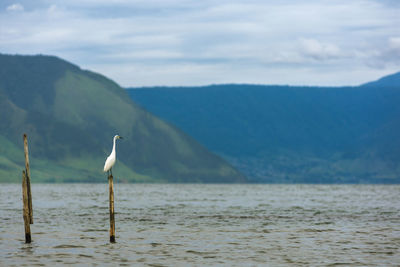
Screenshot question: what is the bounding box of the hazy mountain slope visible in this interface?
[0,54,245,183]
[128,74,400,183]
[361,71,400,88]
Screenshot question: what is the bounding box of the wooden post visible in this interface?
[22,171,31,243]
[23,134,33,224]
[109,174,116,243]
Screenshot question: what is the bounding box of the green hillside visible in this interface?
[0,54,246,183]
[128,75,400,183]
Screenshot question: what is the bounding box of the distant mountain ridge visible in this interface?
[361,71,400,88]
[0,54,245,183]
[128,72,400,183]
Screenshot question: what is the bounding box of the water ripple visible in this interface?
[0,184,399,266]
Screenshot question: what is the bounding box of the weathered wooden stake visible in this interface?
[23,134,33,224]
[109,174,116,243]
[22,170,31,243]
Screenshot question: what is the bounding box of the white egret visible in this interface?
[104,135,123,176]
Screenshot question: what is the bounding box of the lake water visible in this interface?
[0,184,399,266]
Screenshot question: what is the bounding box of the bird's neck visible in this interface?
[112,137,117,155]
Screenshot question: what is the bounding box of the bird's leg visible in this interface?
[110,168,113,177]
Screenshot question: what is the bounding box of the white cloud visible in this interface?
[299,38,342,61]
[0,0,400,86]
[6,3,24,12]
[361,36,400,69]
[389,37,400,51]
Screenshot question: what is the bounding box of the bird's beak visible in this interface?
[119,136,123,139]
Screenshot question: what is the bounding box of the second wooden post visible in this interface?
[109,174,116,243]
[22,171,31,243]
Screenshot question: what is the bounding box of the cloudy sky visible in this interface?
[1,0,399,87]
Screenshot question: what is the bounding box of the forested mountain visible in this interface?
[128,73,400,183]
[0,54,245,183]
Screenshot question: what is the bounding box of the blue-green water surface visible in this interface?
[1,184,399,266]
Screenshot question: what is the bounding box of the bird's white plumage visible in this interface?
[103,153,116,172]
[103,135,122,173]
